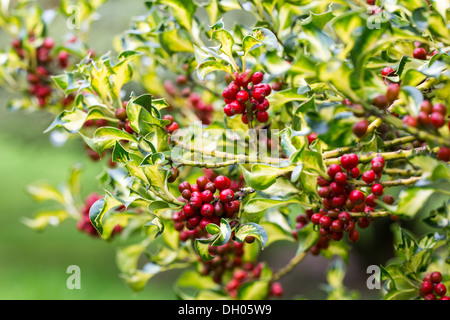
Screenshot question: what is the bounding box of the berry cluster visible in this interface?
[202,168,245,192]
[200,240,245,284]
[420,271,449,300]
[402,100,448,131]
[12,35,72,108]
[173,175,240,242]
[412,42,438,60]
[163,75,214,125]
[188,92,214,125]
[222,70,272,124]
[303,154,393,254]
[224,262,284,299]
[76,193,122,237]
[115,101,134,135]
[163,114,180,134]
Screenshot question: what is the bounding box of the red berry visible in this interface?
[332,195,346,208]
[381,66,394,77]
[222,87,237,101]
[229,100,245,114]
[437,147,450,162]
[350,167,360,179]
[424,293,436,300]
[256,99,270,112]
[338,212,352,223]
[418,111,430,126]
[224,200,240,218]
[307,132,317,145]
[252,88,266,102]
[319,215,333,229]
[163,114,174,124]
[219,189,234,203]
[435,283,447,297]
[115,108,128,121]
[372,156,385,168]
[224,104,234,117]
[386,83,400,102]
[200,203,214,217]
[166,122,179,133]
[353,120,369,137]
[383,194,394,205]
[334,172,348,186]
[251,71,264,85]
[365,193,378,207]
[432,103,447,115]
[430,271,442,283]
[236,90,249,103]
[403,115,418,127]
[330,182,345,195]
[366,0,376,5]
[318,187,331,198]
[371,184,384,196]
[430,112,445,128]
[340,153,359,170]
[349,190,365,205]
[373,95,388,110]
[176,75,188,86]
[420,100,433,114]
[270,282,283,297]
[357,217,370,228]
[413,47,428,60]
[201,190,214,203]
[317,176,331,187]
[256,111,269,123]
[348,230,360,242]
[327,164,342,178]
[311,213,323,225]
[362,170,377,184]
[214,175,231,191]
[125,121,134,134]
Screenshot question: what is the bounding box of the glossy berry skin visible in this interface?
[349,190,365,205]
[348,230,360,242]
[115,108,128,121]
[386,83,400,102]
[252,71,264,85]
[413,47,428,60]
[311,213,323,225]
[256,111,269,123]
[219,189,235,204]
[214,175,231,191]
[371,183,384,196]
[373,95,388,110]
[334,172,347,186]
[430,112,445,128]
[435,283,447,297]
[383,194,394,205]
[353,120,369,137]
[340,153,359,170]
[327,164,342,178]
[236,90,249,103]
[381,66,394,77]
[430,271,442,283]
[166,122,179,133]
[437,147,450,162]
[200,203,214,217]
[357,217,370,228]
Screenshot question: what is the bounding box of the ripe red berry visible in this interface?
[365,193,378,207]
[371,183,384,196]
[435,283,447,297]
[421,281,434,295]
[350,167,360,179]
[430,271,442,283]
[381,66,394,78]
[334,172,348,186]
[402,115,418,127]
[383,194,394,205]
[115,108,128,121]
[224,104,234,117]
[311,213,323,225]
[340,153,359,170]
[420,100,433,114]
[200,203,214,217]
[327,164,342,178]
[424,293,436,300]
[386,83,400,102]
[432,103,446,115]
[166,122,179,133]
[373,95,388,110]
[200,190,214,203]
[229,100,245,114]
[413,47,428,60]
[357,217,370,228]
[330,182,345,195]
[338,212,352,223]
[214,175,231,191]
[219,189,235,203]
[348,230,360,242]
[353,120,369,137]
[256,99,270,112]
[251,71,264,85]
[349,190,365,205]
[125,121,134,134]
[418,111,430,126]
[270,282,284,297]
[252,88,266,102]
[256,111,269,123]
[430,112,445,128]
[318,186,331,198]
[362,170,376,184]
[224,200,240,218]
[372,156,385,168]
[437,147,450,162]
[236,90,249,103]
[317,176,331,187]
[319,215,333,229]
[222,87,237,101]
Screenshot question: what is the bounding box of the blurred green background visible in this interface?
[0,0,417,301]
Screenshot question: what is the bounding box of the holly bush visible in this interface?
[2,0,450,300]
